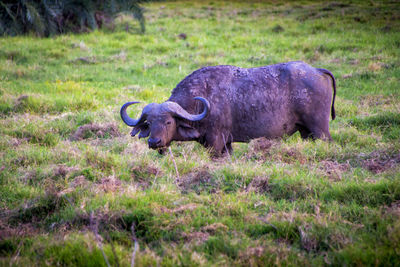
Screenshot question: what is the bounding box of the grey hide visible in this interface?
[120,61,336,155]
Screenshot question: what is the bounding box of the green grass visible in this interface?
[1,0,400,266]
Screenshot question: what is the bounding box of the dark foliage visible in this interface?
[0,0,147,36]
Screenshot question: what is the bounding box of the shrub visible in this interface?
[0,0,146,37]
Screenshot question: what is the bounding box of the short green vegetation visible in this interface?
[1,1,399,266]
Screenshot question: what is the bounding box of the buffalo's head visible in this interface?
[120,97,210,150]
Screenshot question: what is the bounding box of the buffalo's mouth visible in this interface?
[148,139,170,155]
[147,144,168,155]
[148,140,168,149]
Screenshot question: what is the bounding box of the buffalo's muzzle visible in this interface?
[148,137,162,148]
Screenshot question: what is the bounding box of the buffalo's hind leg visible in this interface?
[298,125,312,140]
[309,125,332,141]
[302,118,332,141]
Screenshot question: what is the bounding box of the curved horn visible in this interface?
[120,102,158,126]
[163,97,210,121]
[120,102,141,126]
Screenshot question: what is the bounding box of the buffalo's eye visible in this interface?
[166,121,172,125]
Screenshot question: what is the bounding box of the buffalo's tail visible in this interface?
[317,68,336,120]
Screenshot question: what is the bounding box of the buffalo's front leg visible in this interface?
[222,142,233,155]
[203,133,231,157]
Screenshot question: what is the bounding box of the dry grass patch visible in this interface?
[202,223,228,234]
[238,241,307,266]
[263,210,309,223]
[130,164,161,189]
[0,219,39,240]
[247,138,308,164]
[69,175,88,188]
[246,138,277,160]
[160,203,199,214]
[384,200,400,218]
[65,211,127,233]
[53,164,80,178]
[71,123,120,141]
[182,231,210,245]
[181,223,228,246]
[319,160,351,181]
[359,94,396,109]
[7,137,27,147]
[299,224,318,252]
[246,176,270,193]
[95,176,123,193]
[178,170,218,194]
[362,151,400,174]
[368,62,389,72]
[277,147,308,164]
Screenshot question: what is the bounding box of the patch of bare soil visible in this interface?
[246,176,270,193]
[177,170,218,194]
[362,152,400,174]
[319,160,350,181]
[71,123,120,141]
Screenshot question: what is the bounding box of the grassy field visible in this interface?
[1,0,400,266]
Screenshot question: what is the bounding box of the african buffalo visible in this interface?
[120,61,336,155]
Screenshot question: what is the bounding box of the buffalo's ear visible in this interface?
[130,127,141,137]
[138,127,150,139]
[131,125,150,138]
[178,121,200,139]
